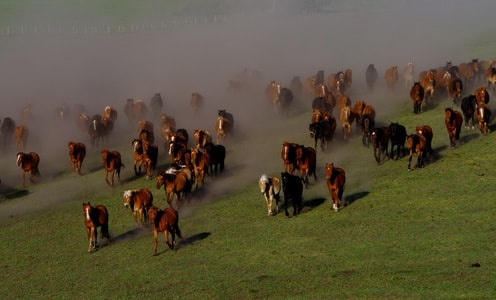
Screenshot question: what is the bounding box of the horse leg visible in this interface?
[285,197,290,217]
[86,227,93,252]
[265,194,272,216]
[153,230,159,255]
[407,152,413,171]
[164,230,173,249]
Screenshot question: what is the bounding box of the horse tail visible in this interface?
[101,223,110,240]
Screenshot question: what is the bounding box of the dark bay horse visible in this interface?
[370,127,389,164]
[150,93,164,120]
[281,172,304,218]
[68,141,86,175]
[444,108,463,147]
[281,141,298,174]
[205,142,225,176]
[16,152,40,187]
[410,82,424,114]
[1,117,15,150]
[461,95,477,129]
[365,64,378,90]
[123,188,154,226]
[100,149,123,187]
[309,116,336,152]
[259,174,281,216]
[83,202,110,253]
[325,162,346,211]
[156,168,192,209]
[295,145,317,187]
[415,125,433,157]
[148,206,183,255]
[388,123,407,160]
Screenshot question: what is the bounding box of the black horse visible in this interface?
[150,93,164,120]
[278,87,293,118]
[0,117,16,150]
[388,122,407,160]
[205,141,225,176]
[370,127,389,164]
[281,172,304,217]
[365,64,378,90]
[461,94,477,129]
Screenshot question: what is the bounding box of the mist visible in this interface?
[1,0,495,214]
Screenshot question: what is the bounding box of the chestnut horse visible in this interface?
[415,125,433,157]
[444,108,463,147]
[124,98,147,125]
[132,138,152,178]
[190,148,210,189]
[14,125,28,151]
[193,129,212,149]
[281,141,298,174]
[474,86,490,106]
[123,188,154,226]
[190,92,205,116]
[259,174,281,216]
[148,206,183,255]
[82,202,110,253]
[100,149,123,187]
[384,66,398,91]
[339,106,353,141]
[68,141,86,175]
[156,168,192,209]
[476,103,491,135]
[215,115,231,145]
[325,162,346,211]
[419,70,436,105]
[16,152,40,187]
[407,133,426,170]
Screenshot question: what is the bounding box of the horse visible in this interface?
[278,87,293,117]
[344,69,353,90]
[124,98,147,125]
[281,141,299,174]
[68,141,86,175]
[156,168,192,209]
[259,174,281,216]
[419,69,436,105]
[312,97,332,115]
[415,125,433,157]
[461,95,477,129]
[1,117,15,150]
[403,62,415,88]
[388,123,407,160]
[365,64,378,90]
[295,145,317,187]
[384,66,398,91]
[132,138,152,178]
[205,141,225,176]
[16,152,40,187]
[160,114,176,142]
[309,116,336,152]
[458,59,479,89]
[143,142,158,175]
[14,125,28,152]
[339,105,353,141]
[410,82,425,114]
[476,103,491,135]
[190,92,205,116]
[281,172,304,218]
[485,66,496,92]
[449,77,463,104]
[474,86,490,106]
[190,148,210,189]
[328,72,345,95]
[148,206,183,255]
[370,127,389,164]
[168,135,188,164]
[150,93,164,120]
[88,114,112,148]
[193,129,213,149]
[215,115,231,145]
[100,149,123,187]
[54,102,71,122]
[102,106,118,124]
[123,188,154,226]
[325,162,346,211]
[407,133,426,170]
[359,114,375,147]
[83,202,110,253]
[352,100,376,129]
[137,120,155,145]
[444,108,463,147]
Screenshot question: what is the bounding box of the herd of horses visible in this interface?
[3,55,496,254]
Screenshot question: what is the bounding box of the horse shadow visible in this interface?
[0,186,29,202]
[111,227,147,244]
[344,191,369,207]
[154,232,211,255]
[302,197,326,211]
[461,132,482,144]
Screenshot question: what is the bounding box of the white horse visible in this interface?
[258,175,281,216]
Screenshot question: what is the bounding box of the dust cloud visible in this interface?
[0,1,495,215]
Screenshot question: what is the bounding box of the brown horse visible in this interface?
[168,135,188,164]
[339,105,353,141]
[123,188,154,226]
[475,86,490,106]
[281,141,299,174]
[485,66,496,92]
[370,127,389,164]
[410,82,425,114]
[137,120,155,145]
[83,202,110,253]
[160,114,176,143]
[407,133,426,170]
[258,174,281,216]
[190,92,205,116]
[295,145,317,187]
[124,98,147,125]
[156,168,192,209]
[415,125,433,156]
[148,206,183,255]
[16,152,40,186]
[419,69,436,105]
[100,149,123,187]
[132,139,152,179]
[215,115,231,144]
[193,129,212,149]
[476,103,491,135]
[14,125,28,151]
[325,162,346,211]
[384,66,398,91]
[444,108,463,147]
[190,148,210,190]
[68,141,86,175]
